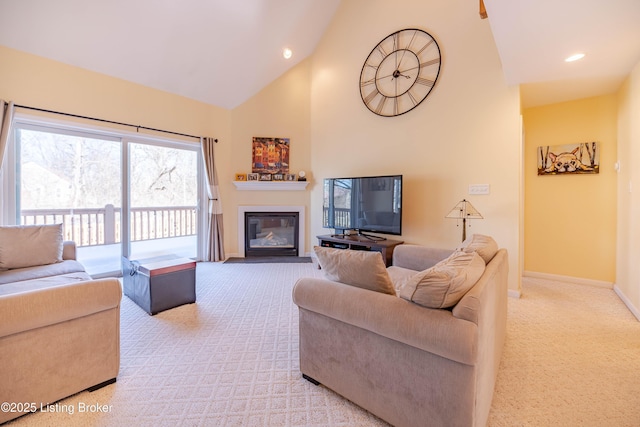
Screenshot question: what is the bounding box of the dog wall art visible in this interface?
[537,142,599,175]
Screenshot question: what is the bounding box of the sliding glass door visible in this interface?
[127,141,199,261]
[15,125,122,275]
[8,119,202,276]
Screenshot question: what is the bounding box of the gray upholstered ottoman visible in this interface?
[122,256,196,315]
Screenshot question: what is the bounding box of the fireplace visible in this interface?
[238,206,306,258]
[245,212,299,257]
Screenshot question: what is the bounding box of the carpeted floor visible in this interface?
[7,263,640,426]
[224,257,312,264]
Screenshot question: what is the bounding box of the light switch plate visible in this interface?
[469,184,490,195]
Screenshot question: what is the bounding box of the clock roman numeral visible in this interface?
[360,77,376,87]
[416,39,435,57]
[404,30,419,51]
[375,96,388,115]
[415,77,434,86]
[364,88,380,105]
[420,58,440,68]
[407,90,419,106]
[364,62,379,71]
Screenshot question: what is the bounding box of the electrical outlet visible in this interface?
[469,184,490,195]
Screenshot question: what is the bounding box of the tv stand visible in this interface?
[317,234,404,267]
[332,230,386,242]
[355,231,386,241]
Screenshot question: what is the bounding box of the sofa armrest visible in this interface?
[293,277,478,365]
[392,244,453,271]
[62,241,77,260]
[0,278,122,338]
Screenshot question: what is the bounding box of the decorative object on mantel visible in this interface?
[446,199,483,242]
[537,142,599,175]
[297,171,307,181]
[247,173,259,181]
[259,173,272,181]
[285,174,297,181]
[252,137,290,174]
[235,173,246,181]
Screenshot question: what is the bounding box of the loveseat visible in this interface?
[0,224,122,424]
[292,235,508,427]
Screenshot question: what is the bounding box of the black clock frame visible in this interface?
[359,28,442,117]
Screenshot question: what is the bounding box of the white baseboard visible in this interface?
[524,271,640,322]
[613,285,640,322]
[523,271,614,289]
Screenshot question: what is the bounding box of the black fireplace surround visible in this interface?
[245,212,299,257]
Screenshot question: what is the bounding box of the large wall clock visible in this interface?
[359,28,441,117]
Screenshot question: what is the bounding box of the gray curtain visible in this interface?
[201,137,225,262]
[0,100,15,169]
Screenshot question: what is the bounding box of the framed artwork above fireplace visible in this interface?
[252,137,290,175]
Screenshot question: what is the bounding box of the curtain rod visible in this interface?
[14,104,217,142]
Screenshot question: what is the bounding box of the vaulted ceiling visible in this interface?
[0,0,639,109]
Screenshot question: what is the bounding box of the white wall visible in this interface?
[616,59,640,318]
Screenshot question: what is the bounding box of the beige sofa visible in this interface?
[293,235,508,427]
[0,226,121,424]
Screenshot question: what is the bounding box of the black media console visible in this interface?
[316,234,404,267]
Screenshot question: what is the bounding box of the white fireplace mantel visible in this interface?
[233,181,309,191]
[237,206,306,258]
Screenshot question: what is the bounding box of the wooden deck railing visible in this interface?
[323,207,352,229]
[20,205,197,247]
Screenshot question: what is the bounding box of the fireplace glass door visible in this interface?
[245,212,298,257]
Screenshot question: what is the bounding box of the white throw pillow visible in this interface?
[457,234,498,264]
[0,224,64,269]
[399,250,485,308]
[313,246,396,295]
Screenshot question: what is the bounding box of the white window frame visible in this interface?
[2,113,207,268]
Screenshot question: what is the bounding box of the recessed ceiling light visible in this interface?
[282,48,292,59]
[565,53,585,62]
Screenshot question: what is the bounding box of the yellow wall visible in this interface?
[0,45,229,140]
[523,96,618,283]
[1,0,528,295]
[227,60,313,256]
[0,44,236,253]
[308,0,522,291]
[3,2,640,310]
[616,60,640,314]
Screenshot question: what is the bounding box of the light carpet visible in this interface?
[223,257,312,264]
[7,264,640,426]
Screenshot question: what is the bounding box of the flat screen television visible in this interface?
[323,175,402,237]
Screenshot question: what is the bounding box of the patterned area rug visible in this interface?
[8,262,387,427]
[7,265,640,426]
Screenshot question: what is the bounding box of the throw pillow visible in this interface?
[313,246,396,295]
[0,224,64,270]
[399,250,485,308]
[457,234,498,264]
